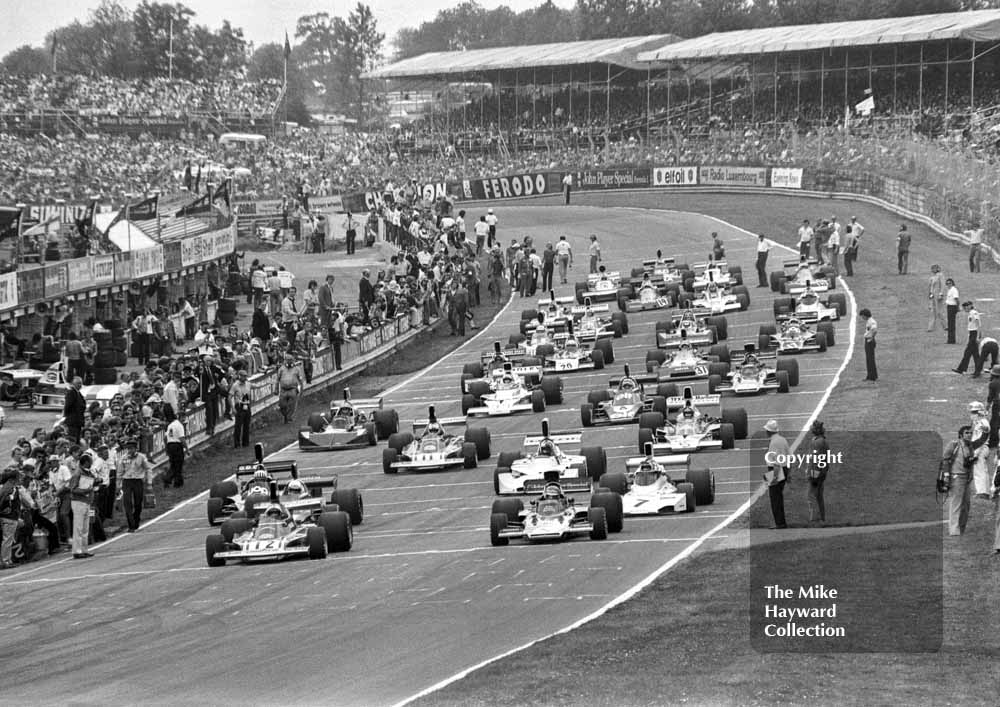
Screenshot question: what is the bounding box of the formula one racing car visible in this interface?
[597,445,714,514]
[382,407,491,473]
[637,387,748,454]
[758,318,837,354]
[493,419,606,495]
[298,389,399,451]
[707,345,800,395]
[580,364,669,427]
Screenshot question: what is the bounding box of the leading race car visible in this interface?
[637,386,748,454]
[207,444,364,526]
[580,364,669,427]
[597,445,715,514]
[678,279,750,314]
[504,325,566,359]
[382,406,491,474]
[461,342,557,392]
[758,318,837,355]
[519,300,574,335]
[489,471,624,545]
[493,418,606,495]
[643,334,731,380]
[770,257,837,294]
[575,266,625,304]
[298,389,399,451]
[707,345,800,395]
[205,481,353,566]
[689,258,743,290]
[655,309,729,348]
[463,362,563,416]
[772,284,847,322]
[618,272,677,313]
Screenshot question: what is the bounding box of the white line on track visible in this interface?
[393,206,858,707]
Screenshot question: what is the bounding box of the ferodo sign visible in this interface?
[652,166,698,187]
[460,172,558,201]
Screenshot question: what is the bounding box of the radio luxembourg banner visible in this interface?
[575,168,652,190]
[0,272,18,311]
[459,172,561,201]
[699,166,769,187]
[652,166,699,187]
[771,167,804,189]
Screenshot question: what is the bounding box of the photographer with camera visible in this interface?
[942,425,978,536]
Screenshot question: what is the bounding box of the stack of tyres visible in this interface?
[218,297,237,325]
[91,325,126,385]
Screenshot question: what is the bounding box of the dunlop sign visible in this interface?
[652,167,698,187]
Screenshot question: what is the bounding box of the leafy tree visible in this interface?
[249,42,311,125]
[1,45,49,76]
[131,1,195,79]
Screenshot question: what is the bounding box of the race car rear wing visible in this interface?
[586,271,621,282]
[642,256,675,268]
[783,258,819,269]
[339,388,383,414]
[666,385,721,409]
[692,260,728,272]
[524,418,582,447]
[537,294,577,307]
[411,417,467,429]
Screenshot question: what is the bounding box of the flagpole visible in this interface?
[168,18,174,81]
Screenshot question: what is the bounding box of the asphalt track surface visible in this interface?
[0,204,852,706]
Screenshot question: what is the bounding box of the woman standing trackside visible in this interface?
[801,421,830,525]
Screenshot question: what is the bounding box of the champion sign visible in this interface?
[652,167,698,187]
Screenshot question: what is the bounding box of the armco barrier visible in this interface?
[142,312,436,465]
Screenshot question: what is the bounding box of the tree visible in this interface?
[131,1,195,79]
[1,45,49,76]
[343,3,385,124]
[249,42,311,125]
[296,4,384,122]
[90,0,138,77]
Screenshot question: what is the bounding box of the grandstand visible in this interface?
[366,9,1000,147]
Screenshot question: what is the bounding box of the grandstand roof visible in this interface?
[94,211,157,252]
[637,9,1000,62]
[364,35,678,80]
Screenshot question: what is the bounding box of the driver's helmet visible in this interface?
[620,378,637,393]
[542,483,562,499]
[334,406,353,419]
[564,339,578,354]
[425,422,443,436]
[501,373,515,385]
[264,504,286,519]
[534,325,546,337]
[252,468,270,483]
[638,459,655,472]
[285,479,308,498]
[707,283,719,294]
[681,406,696,419]
[643,273,651,281]
[538,440,556,457]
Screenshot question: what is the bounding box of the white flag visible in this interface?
[855,96,875,115]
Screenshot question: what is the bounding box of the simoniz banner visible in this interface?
[576,169,652,190]
[460,172,560,201]
[699,166,768,187]
[652,166,698,187]
[771,168,804,189]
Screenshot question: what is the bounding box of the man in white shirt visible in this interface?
[282,287,299,346]
[826,224,840,278]
[927,264,945,332]
[797,219,813,259]
[965,224,984,273]
[562,173,573,205]
[194,321,216,356]
[953,301,983,377]
[163,410,187,488]
[455,210,467,249]
[849,216,865,257]
[250,264,267,310]
[860,308,878,382]
[474,216,490,256]
[162,371,181,418]
[485,208,498,250]
[179,297,197,340]
[755,233,772,287]
[267,269,282,315]
[945,278,960,344]
[588,235,602,274]
[555,236,573,284]
[277,266,294,297]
